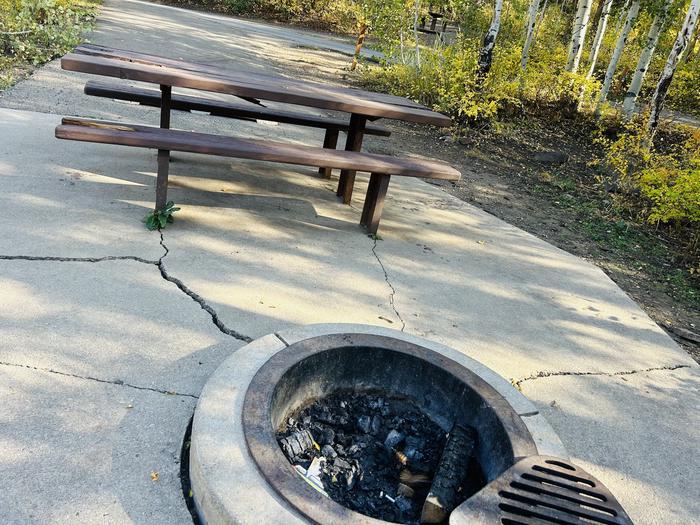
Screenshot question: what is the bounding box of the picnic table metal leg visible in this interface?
[318,129,339,179]
[360,173,390,234]
[155,84,172,211]
[337,113,366,204]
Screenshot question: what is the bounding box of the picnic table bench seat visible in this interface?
[83,80,391,180]
[55,117,461,233]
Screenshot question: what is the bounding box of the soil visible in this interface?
[372,115,700,364]
[277,391,483,524]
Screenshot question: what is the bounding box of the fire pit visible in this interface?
[188,325,629,525]
[242,333,537,524]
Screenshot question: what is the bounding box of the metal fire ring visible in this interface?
[241,332,539,525]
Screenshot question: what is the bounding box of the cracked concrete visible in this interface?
[371,238,406,331]
[0,360,199,398]
[512,364,691,389]
[0,0,698,523]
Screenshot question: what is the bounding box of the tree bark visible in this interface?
[586,0,614,79]
[648,0,700,136]
[521,0,543,72]
[413,0,422,67]
[622,1,670,119]
[350,22,368,71]
[596,0,640,113]
[567,0,594,72]
[478,0,504,83]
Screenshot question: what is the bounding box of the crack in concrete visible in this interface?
[0,254,159,264]
[0,360,199,398]
[371,238,406,331]
[513,364,691,389]
[156,232,253,343]
[0,232,254,344]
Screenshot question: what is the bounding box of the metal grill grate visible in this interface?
[452,455,634,525]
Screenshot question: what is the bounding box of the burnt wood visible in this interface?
[55,118,460,234]
[62,52,452,126]
[83,81,392,138]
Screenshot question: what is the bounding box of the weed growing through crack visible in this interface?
[144,201,180,230]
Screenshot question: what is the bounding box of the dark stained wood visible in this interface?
[83,81,391,137]
[337,113,366,204]
[156,84,172,210]
[75,44,430,112]
[62,53,452,126]
[360,173,390,234]
[319,129,339,179]
[56,118,461,180]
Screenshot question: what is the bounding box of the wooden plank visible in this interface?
[83,81,391,136]
[62,53,452,127]
[56,118,461,180]
[75,44,429,111]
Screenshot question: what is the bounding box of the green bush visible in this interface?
[0,0,99,88]
[599,121,700,250]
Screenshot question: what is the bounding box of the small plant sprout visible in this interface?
[144,201,181,230]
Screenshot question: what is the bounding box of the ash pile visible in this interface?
[277,391,483,524]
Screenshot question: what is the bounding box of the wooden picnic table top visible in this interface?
[62,44,452,127]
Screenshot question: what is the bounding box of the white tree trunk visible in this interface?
[534,0,550,41]
[413,0,422,68]
[586,0,614,79]
[622,1,670,119]
[597,0,640,111]
[648,0,700,135]
[521,0,543,71]
[478,0,504,81]
[567,0,594,72]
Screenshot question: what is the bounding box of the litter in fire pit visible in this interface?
[277,390,485,524]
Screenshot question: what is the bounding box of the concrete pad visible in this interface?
[163,171,694,383]
[0,258,235,394]
[0,364,195,525]
[0,108,165,259]
[520,367,700,525]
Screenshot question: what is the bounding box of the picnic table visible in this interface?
[56,45,459,233]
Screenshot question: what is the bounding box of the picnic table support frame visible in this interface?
[318,129,339,179]
[360,173,390,234]
[155,84,172,211]
[337,113,367,204]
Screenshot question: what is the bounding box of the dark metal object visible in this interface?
[241,333,538,525]
[452,455,634,525]
[360,173,390,233]
[337,113,367,204]
[155,84,171,211]
[319,129,340,179]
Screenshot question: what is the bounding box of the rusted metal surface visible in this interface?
[241,333,538,525]
[452,455,634,525]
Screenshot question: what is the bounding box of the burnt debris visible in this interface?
[277,391,483,524]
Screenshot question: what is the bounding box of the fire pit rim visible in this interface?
[189,324,568,525]
[242,332,538,525]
